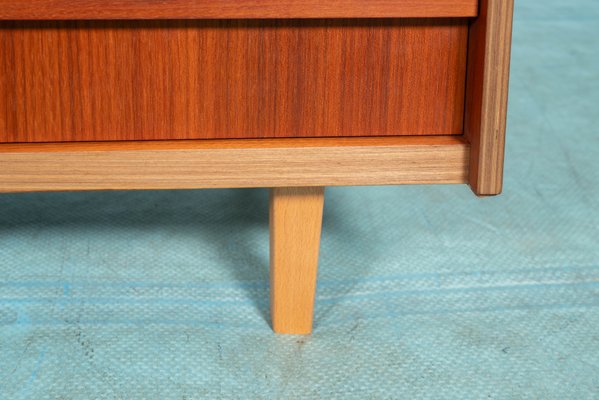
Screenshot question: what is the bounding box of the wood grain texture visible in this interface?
[0,136,469,193]
[0,19,469,143]
[464,0,514,195]
[0,0,478,20]
[270,187,324,334]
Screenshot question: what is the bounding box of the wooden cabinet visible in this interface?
[0,0,514,334]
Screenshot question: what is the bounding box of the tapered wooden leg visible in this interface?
[270,187,325,334]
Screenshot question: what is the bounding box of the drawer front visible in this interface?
[0,0,479,19]
[0,19,468,143]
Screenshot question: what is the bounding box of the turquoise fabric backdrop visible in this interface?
[1,0,598,398]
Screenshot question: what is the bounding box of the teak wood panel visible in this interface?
[0,136,469,193]
[0,19,469,143]
[0,0,478,20]
[464,0,514,195]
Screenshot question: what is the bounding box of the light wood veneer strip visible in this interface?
[0,136,469,193]
[0,0,478,20]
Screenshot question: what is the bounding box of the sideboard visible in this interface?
[0,0,514,334]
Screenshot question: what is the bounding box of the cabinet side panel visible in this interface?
[0,19,468,143]
[464,0,514,195]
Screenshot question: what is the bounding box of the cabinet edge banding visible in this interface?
[0,136,469,193]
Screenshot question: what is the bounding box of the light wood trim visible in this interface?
[464,0,514,195]
[270,187,324,334]
[0,0,478,20]
[0,136,469,193]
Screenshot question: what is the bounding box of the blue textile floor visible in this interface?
[1,1,598,398]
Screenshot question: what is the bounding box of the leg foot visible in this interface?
[269,187,325,334]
